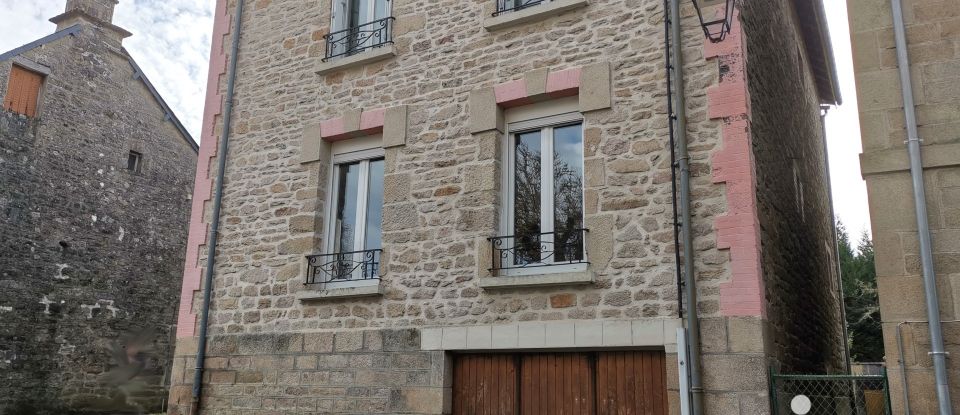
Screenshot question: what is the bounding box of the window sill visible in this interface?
[478,268,594,290]
[316,45,395,75]
[296,282,383,301]
[483,0,589,32]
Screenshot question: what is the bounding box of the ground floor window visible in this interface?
[452,351,667,415]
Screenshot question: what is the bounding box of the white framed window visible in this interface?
[498,112,586,276]
[329,0,392,57]
[496,0,551,15]
[316,146,385,287]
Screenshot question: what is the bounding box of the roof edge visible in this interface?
[49,9,132,38]
[123,49,199,153]
[0,25,82,62]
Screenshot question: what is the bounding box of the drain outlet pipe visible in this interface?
[891,0,953,413]
[668,0,704,413]
[191,0,244,413]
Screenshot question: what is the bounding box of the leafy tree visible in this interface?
[838,221,884,362]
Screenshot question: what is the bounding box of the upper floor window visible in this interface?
[494,0,549,16]
[3,65,44,118]
[492,112,586,275]
[308,146,384,286]
[325,0,393,61]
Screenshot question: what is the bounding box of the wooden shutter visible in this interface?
[520,353,595,415]
[596,351,667,415]
[453,354,519,415]
[3,66,44,117]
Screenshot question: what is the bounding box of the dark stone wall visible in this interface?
[0,22,197,414]
[741,1,846,374]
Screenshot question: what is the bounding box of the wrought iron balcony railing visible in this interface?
[493,0,546,16]
[488,229,588,272]
[305,249,381,285]
[323,17,395,62]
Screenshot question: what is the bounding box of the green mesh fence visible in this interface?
[769,369,892,415]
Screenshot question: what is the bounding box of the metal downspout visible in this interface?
[668,0,704,413]
[890,0,953,413]
[191,0,245,413]
[820,107,852,374]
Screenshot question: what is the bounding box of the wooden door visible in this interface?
[596,351,667,415]
[3,65,43,117]
[520,353,595,415]
[453,351,667,415]
[453,354,519,415]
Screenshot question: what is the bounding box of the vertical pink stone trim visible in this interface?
[705,11,766,318]
[545,67,582,98]
[176,0,232,338]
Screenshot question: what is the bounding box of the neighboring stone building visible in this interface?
[168,0,842,413]
[0,0,198,413]
[848,0,960,412]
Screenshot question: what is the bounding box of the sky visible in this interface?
[0,0,872,238]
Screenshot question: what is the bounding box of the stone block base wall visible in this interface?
[849,0,960,410]
[167,329,449,414]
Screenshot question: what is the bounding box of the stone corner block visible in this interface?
[441,326,468,350]
[300,123,323,164]
[421,327,443,350]
[579,61,612,112]
[524,68,550,97]
[316,44,395,75]
[466,325,493,349]
[469,87,503,134]
[585,214,615,268]
[383,105,408,148]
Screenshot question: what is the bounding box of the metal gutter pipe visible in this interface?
[668,0,704,413]
[191,0,245,413]
[890,0,953,413]
[663,0,683,320]
[819,107,851,374]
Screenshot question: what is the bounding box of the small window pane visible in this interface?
[364,159,384,251]
[127,151,142,173]
[335,161,361,254]
[514,130,542,265]
[553,124,584,262]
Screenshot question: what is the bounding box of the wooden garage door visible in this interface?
[453,351,666,415]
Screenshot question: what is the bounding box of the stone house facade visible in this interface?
[0,0,198,413]
[168,0,844,413]
[848,0,960,412]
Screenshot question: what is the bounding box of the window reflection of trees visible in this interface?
[513,133,584,265]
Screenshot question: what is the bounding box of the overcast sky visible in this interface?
[0,1,872,238]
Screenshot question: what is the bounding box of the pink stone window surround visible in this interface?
[493,67,583,108]
[319,108,386,142]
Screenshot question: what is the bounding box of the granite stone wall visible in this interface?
[849,0,960,411]
[739,0,847,375]
[0,17,197,415]
[170,0,842,414]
